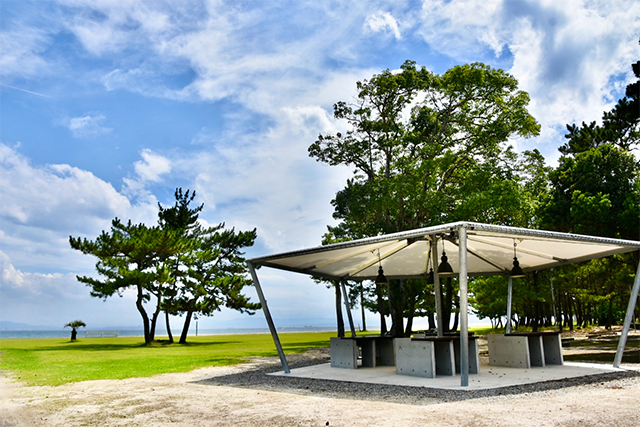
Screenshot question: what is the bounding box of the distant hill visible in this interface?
[0,321,57,330]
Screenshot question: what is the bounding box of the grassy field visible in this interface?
[0,332,335,386]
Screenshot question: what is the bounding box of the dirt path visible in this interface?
[2,356,640,427]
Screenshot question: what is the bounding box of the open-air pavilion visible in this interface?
[247,221,640,388]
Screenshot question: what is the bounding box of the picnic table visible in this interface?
[395,335,480,378]
[330,336,395,369]
[487,331,563,368]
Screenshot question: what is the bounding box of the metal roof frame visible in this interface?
[246,221,640,387]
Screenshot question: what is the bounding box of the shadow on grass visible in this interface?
[22,340,243,353]
[564,349,640,364]
[281,340,330,353]
[562,336,640,364]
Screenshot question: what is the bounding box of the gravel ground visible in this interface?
[200,347,640,404]
[2,332,640,426]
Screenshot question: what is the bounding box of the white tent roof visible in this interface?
[249,222,640,280]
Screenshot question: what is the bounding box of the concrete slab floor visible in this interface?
[269,360,639,391]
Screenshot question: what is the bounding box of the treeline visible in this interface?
[310,59,639,335]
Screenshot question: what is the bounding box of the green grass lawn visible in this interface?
[0,332,335,386]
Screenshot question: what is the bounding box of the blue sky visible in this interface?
[1,0,639,331]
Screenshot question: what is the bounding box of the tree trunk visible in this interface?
[388,280,405,337]
[165,310,174,343]
[376,282,387,335]
[428,311,436,330]
[405,293,416,336]
[568,294,574,331]
[334,282,345,338]
[135,284,152,344]
[179,309,195,344]
[451,299,459,332]
[149,293,163,341]
[71,328,77,340]
[443,278,453,332]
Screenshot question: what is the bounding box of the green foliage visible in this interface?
[64,320,86,329]
[541,144,639,240]
[70,189,259,345]
[70,219,185,344]
[0,332,334,386]
[309,60,540,335]
[310,61,540,239]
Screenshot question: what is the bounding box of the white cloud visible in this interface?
[66,114,112,138]
[0,143,158,271]
[134,149,171,182]
[0,27,50,78]
[0,249,144,327]
[122,149,172,203]
[364,11,402,40]
[413,0,640,161]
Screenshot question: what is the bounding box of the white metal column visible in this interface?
[431,236,444,337]
[506,276,513,334]
[247,261,290,373]
[340,280,357,338]
[614,254,640,367]
[458,226,469,387]
[550,269,558,332]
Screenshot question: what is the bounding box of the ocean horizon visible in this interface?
[0,326,335,339]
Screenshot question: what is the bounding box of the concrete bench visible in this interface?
[487,332,563,369]
[395,335,480,378]
[330,336,396,369]
[395,338,437,378]
[84,331,120,338]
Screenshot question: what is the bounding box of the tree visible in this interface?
[64,320,86,341]
[540,58,640,242]
[71,190,260,345]
[157,188,203,343]
[309,60,540,335]
[535,55,640,331]
[172,224,260,344]
[70,219,185,344]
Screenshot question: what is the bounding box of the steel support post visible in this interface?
[341,280,357,338]
[458,226,469,387]
[431,236,444,337]
[550,269,558,332]
[247,261,290,373]
[614,254,640,367]
[506,276,513,334]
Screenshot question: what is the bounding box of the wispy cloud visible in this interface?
[364,11,402,40]
[0,83,51,98]
[66,114,112,138]
[0,27,51,78]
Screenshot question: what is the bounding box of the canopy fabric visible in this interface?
[249,222,640,280]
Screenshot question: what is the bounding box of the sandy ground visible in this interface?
[2,329,640,427]
[2,353,640,427]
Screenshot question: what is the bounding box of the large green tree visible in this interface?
[309,60,540,336]
[172,224,259,344]
[70,219,184,344]
[70,190,260,344]
[157,188,203,343]
[540,58,639,242]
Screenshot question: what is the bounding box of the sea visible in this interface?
[0,326,333,339]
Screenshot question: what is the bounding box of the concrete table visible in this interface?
[488,332,563,369]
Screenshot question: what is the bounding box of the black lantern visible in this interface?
[510,241,525,278]
[375,265,388,286]
[438,238,454,276]
[426,267,434,285]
